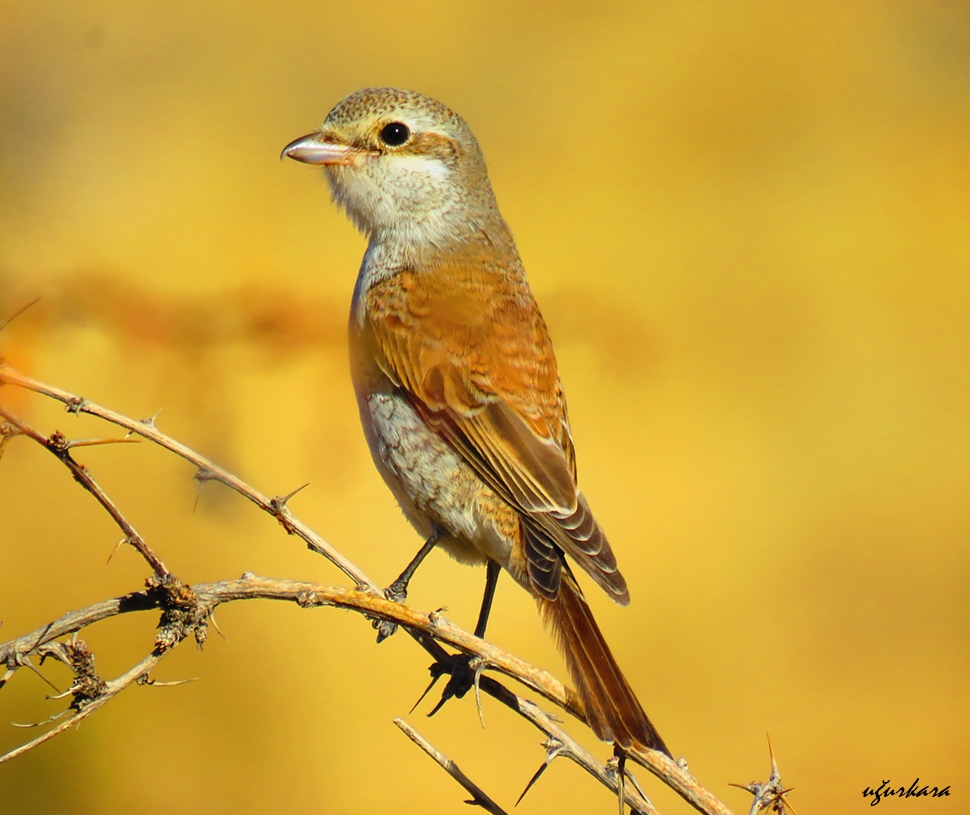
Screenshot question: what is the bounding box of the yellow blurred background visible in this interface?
[1,1,968,813]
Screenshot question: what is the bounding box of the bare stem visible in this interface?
[394,717,509,815]
[0,363,751,815]
[0,364,375,591]
[0,404,170,577]
[1,652,162,765]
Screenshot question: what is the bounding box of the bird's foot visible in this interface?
[412,651,484,718]
[373,578,409,643]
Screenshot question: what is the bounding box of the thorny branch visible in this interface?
[0,363,784,814]
[395,717,509,815]
[0,406,170,578]
[729,738,799,815]
[0,364,373,591]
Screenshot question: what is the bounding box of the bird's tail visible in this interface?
[538,569,669,755]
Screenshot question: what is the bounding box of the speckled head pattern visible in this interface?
[324,88,466,134]
[312,88,501,245]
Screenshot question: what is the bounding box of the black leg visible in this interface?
[473,559,501,638]
[375,530,442,643]
[426,558,501,716]
[385,530,442,603]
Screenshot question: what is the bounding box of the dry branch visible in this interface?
[0,407,169,577]
[0,364,372,590]
[0,362,762,814]
[395,717,509,815]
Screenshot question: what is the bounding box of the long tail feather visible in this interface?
[538,569,669,755]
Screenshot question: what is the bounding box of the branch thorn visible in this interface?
[136,674,199,688]
[124,409,163,438]
[193,468,216,512]
[11,709,70,729]
[410,667,445,714]
[274,482,310,509]
[16,654,61,693]
[270,483,309,533]
[729,734,798,815]
[64,396,87,415]
[0,297,42,335]
[107,536,131,565]
[67,437,140,449]
[473,658,488,729]
[207,610,228,642]
[515,737,564,806]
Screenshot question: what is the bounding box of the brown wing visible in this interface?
[362,253,629,605]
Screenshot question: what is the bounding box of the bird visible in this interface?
[282,87,668,755]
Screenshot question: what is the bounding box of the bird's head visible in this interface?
[283,88,503,247]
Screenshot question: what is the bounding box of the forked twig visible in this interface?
[0,405,169,577]
[729,736,798,815]
[0,363,752,815]
[0,364,373,591]
[1,652,162,765]
[0,571,655,814]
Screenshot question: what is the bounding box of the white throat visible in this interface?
[328,155,465,249]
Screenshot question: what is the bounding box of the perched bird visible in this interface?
[283,87,668,754]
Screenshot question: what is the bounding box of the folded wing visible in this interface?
[363,259,629,605]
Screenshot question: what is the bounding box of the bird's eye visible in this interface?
[379,122,410,147]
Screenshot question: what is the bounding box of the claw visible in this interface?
[426,652,480,718]
[374,618,398,643]
[374,578,410,643]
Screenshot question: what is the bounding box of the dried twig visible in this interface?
[0,362,754,815]
[0,570,654,812]
[0,364,373,590]
[1,576,576,721]
[0,404,169,577]
[1,651,163,764]
[505,695,657,814]
[395,717,508,815]
[0,297,41,336]
[729,737,798,815]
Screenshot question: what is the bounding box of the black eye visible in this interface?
[379,122,410,147]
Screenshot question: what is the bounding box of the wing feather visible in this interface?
[364,258,629,604]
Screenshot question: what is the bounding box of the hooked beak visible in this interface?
[281,132,369,166]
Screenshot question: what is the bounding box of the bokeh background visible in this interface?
[1,2,968,813]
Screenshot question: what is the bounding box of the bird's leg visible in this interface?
[427,559,501,715]
[473,557,501,638]
[384,529,443,604]
[375,529,442,643]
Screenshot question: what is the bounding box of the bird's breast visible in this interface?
[347,277,521,572]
